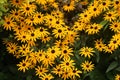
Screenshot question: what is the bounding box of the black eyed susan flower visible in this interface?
[60,46,73,59]
[15,31,30,43]
[41,36,51,43]
[3,16,16,31]
[52,65,63,77]
[81,61,94,72]
[35,0,47,5]
[115,74,120,80]
[36,27,49,38]
[69,67,82,80]
[112,0,120,9]
[52,27,67,39]
[40,73,54,80]
[20,3,36,16]
[99,0,111,11]
[28,30,39,42]
[33,12,44,24]
[10,0,24,8]
[10,9,22,20]
[18,44,32,56]
[79,47,94,58]
[42,54,54,68]
[36,50,45,62]
[6,42,18,54]
[104,10,118,22]
[17,59,30,72]
[61,70,71,80]
[79,10,92,22]
[47,46,60,60]
[94,39,106,52]
[63,1,75,12]
[85,23,103,35]
[109,21,120,32]
[60,58,75,71]
[35,66,48,77]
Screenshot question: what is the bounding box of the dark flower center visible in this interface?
[22,63,26,66]
[66,62,69,66]
[56,21,59,24]
[103,2,106,5]
[58,29,62,33]
[40,28,43,32]
[108,14,112,17]
[26,7,30,10]
[93,8,97,11]
[73,70,76,73]
[23,36,26,38]
[51,50,55,53]
[115,1,119,4]
[31,33,35,36]
[15,13,18,15]
[63,50,67,53]
[7,21,10,24]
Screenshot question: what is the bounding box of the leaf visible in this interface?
[100,20,109,31]
[89,68,107,80]
[115,66,120,71]
[26,75,32,80]
[94,49,100,63]
[0,19,4,25]
[0,11,2,16]
[106,71,115,80]
[106,61,118,73]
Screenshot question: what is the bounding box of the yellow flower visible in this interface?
[104,11,118,22]
[79,47,94,58]
[60,46,73,59]
[17,59,30,72]
[18,44,32,56]
[94,39,106,52]
[109,21,120,32]
[52,65,63,77]
[10,9,22,20]
[10,0,24,7]
[115,74,120,80]
[36,27,49,38]
[28,30,39,42]
[36,0,47,5]
[47,46,60,60]
[99,0,111,11]
[69,67,82,80]
[20,3,36,16]
[81,61,94,72]
[35,66,48,77]
[42,54,54,68]
[52,27,67,39]
[40,73,54,80]
[6,42,18,54]
[63,1,75,12]
[85,23,103,35]
[79,10,92,22]
[33,12,44,24]
[15,31,30,43]
[112,0,120,9]
[60,58,75,71]
[3,16,16,31]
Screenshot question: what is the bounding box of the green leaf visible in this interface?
[26,75,32,80]
[0,0,7,3]
[0,4,8,12]
[0,11,2,16]
[89,68,107,80]
[0,19,4,25]
[106,71,115,80]
[94,49,100,63]
[100,20,109,31]
[106,61,118,73]
[115,66,120,71]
